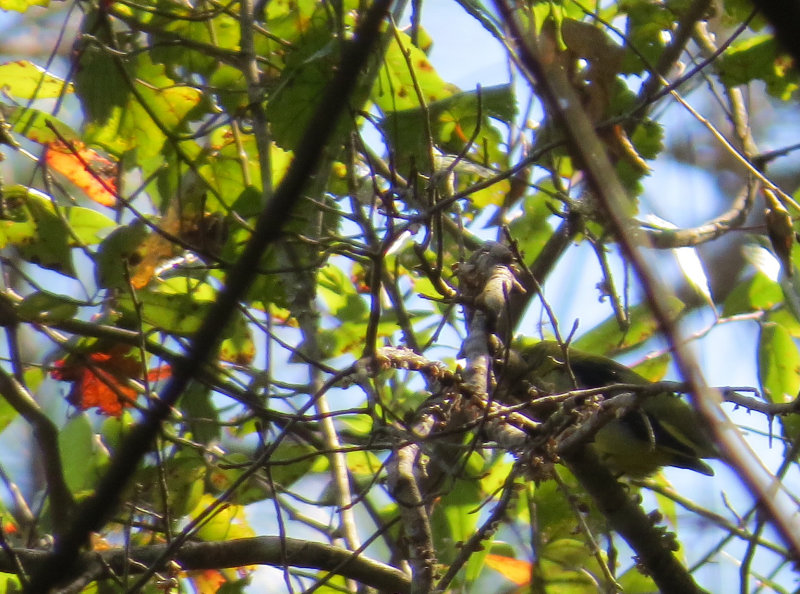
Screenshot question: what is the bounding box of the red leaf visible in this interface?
[45,141,118,207]
[147,365,172,382]
[51,345,170,416]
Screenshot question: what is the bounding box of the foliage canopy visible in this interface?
[0,0,799,592]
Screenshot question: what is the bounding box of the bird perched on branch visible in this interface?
[496,341,717,477]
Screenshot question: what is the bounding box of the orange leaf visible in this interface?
[125,201,225,289]
[485,553,533,586]
[187,569,226,594]
[51,345,170,416]
[2,521,17,536]
[71,364,137,416]
[45,141,118,206]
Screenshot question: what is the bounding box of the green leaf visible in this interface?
[0,573,22,593]
[431,478,483,569]
[208,64,249,113]
[508,189,557,261]
[630,352,671,382]
[372,28,457,113]
[721,0,767,29]
[17,291,81,322]
[718,36,798,100]
[211,443,319,505]
[758,322,800,440]
[219,313,255,365]
[345,449,383,479]
[66,207,115,246]
[150,12,240,80]
[572,297,685,355]
[723,272,783,316]
[0,386,18,436]
[136,454,207,516]
[196,130,293,211]
[617,567,659,593]
[767,308,800,338]
[380,84,516,174]
[5,105,79,145]
[464,542,492,586]
[190,493,256,541]
[0,186,75,276]
[117,286,213,336]
[0,0,48,11]
[100,411,135,453]
[540,539,601,592]
[317,264,367,321]
[267,27,340,150]
[179,384,220,445]
[94,220,150,290]
[0,61,72,100]
[620,0,673,75]
[59,413,109,496]
[758,322,800,404]
[80,54,202,159]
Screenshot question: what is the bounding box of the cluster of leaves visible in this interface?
[0,0,797,592]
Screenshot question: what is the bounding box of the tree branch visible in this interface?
[8,537,410,593]
[492,0,800,565]
[25,1,396,590]
[0,368,73,536]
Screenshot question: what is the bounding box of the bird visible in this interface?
[495,340,717,477]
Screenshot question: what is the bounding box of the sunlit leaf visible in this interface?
[219,314,255,365]
[0,384,18,435]
[190,494,256,541]
[0,186,75,276]
[381,84,516,175]
[0,0,48,10]
[572,297,684,355]
[767,308,800,338]
[718,35,798,100]
[268,26,340,150]
[136,454,207,517]
[723,272,783,316]
[0,61,72,99]
[630,352,671,382]
[197,130,293,211]
[186,569,227,594]
[485,554,532,586]
[65,206,115,246]
[45,141,118,206]
[100,411,135,453]
[617,567,659,593]
[761,322,800,399]
[7,105,79,144]
[80,54,202,159]
[372,28,457,112]
[431,478,483,567]
[758,322,800,439]
[117,289,212,336]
